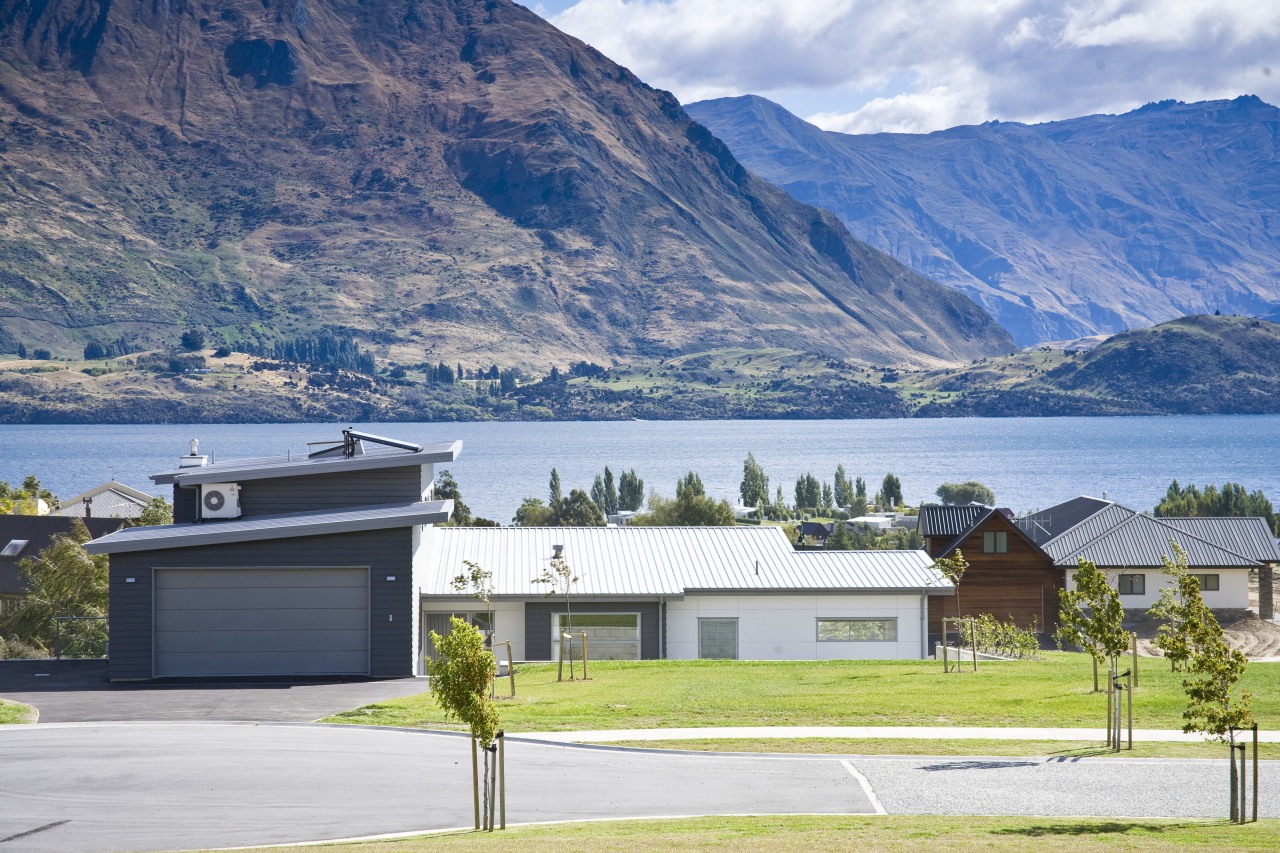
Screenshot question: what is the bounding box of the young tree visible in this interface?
[935,481,996,506]
[1149,541,1196,671]
[881,474,903,509]
[821,483,834,514]
[1,520,108,655]
[618,469,645,512]
[931,550,969,629]
[855,477,867,501]
[548,468,562,505]
[532,554,581,677]
[1056,559,1129,692]
[740,453,769,508]
[428,617,499,826]
[451,560,495,646]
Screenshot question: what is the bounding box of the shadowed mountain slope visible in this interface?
[0,0,1012,369]
[687,94,1280,347]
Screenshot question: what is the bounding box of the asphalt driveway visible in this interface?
[0,659,429,723]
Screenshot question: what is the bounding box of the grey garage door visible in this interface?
[154,568,370,677]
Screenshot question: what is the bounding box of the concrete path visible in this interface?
[518,725,1280,743]
[0,659,429,723]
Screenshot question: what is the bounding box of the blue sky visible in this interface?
[528,1,1280,134]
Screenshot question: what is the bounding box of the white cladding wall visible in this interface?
[421,600,527,663]
[666,594,927,660]
[1064,567,1250,610]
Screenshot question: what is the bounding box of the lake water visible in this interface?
[1,416,1277,523]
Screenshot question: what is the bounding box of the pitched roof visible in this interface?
[82,501,453,555]
[1041,508,1261,568]
[150,440,462,486]
[52,481,155,519]
[419,526,952,598]
[1016,496,1113,545]
[917,504,989,538]
[1158,517,1280,564]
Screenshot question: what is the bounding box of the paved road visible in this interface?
[0,724,871,853]
[1,724,1277,853]
[0,660,429,722]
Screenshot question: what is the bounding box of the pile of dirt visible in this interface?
[1126,608,1280,661]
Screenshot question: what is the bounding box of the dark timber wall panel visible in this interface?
[236,466,424,517]
[524,601,660,660]
[173,486,198,524]
[108,528,414,680]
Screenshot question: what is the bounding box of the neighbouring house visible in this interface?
[52,480,156,519]
[84,430,459,680]
[918,503,1062,637]
[798,520,834,546]
[0,514,127,615]
[917,495,1280,641]
[419,526,952,667]
[1017,498,1279,614]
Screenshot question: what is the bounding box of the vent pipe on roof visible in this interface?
[178,438,208,468]
[754,560,759,576]
[552,544,564,559]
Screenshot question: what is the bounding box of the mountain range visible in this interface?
[0,0,1011,370]
[686,95,1280,347]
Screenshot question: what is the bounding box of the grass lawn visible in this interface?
[324,656,1280,733]
[0,698,36,724]
[235,815,1280,852]
[606,738,1280,760]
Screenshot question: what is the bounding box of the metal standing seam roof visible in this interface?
[917,504,989,538]
[1159,517,1280,564]
[1016,496,1114,545]
[52,481,155,518]
[1044,510,1262,569]
[419,526,953,597]
[82,500,454,555]
[151,440,462,486]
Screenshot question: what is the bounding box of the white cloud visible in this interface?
[549,0,1280,133]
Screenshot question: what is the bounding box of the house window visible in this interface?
[1,539,28,557]
[1190,574,1220,592]
[983,531,1008,553]
[0,595,20,615]
[698,618,738,660]
[554,613,640,661]
[1118,574,1146,595]
[817,618,898,642]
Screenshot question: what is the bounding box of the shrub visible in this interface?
[964,613,1041,659]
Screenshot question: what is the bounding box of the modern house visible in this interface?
[420,526,952,666]
[53,480,156,519]
[917,496,1280,639]
[0,514,127,615]
[1017,497,1278,612]
[84,431,459,680]
[918,503,1062,636]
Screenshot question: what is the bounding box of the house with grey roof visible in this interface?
[84,430,459,680]
[1016,499,1278,613]
[52,481,156,519]
[419,526,953,664]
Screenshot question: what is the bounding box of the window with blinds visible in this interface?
[698,618,738,660]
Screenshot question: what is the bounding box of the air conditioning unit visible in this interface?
[200,483,241,519]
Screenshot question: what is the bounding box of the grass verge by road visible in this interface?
[0,698,36,724]
[324,656,1280,733]
[237,815,1280,852]
[604,738,1280,760]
